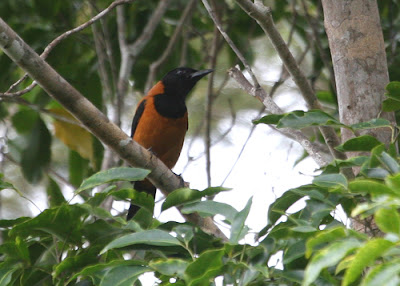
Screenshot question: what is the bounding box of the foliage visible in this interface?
[1,0,400,285]
[3,82,400,284]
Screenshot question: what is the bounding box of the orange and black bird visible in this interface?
[127,67,213,220]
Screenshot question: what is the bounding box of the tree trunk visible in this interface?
[321,0,395,235]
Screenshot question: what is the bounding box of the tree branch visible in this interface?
[144,0,197,92]
[0,17,226,241]
[229,67,330,167]
[233,0,346,162]
[0,0,134,98]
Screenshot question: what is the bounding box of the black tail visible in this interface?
[126,180,156,220]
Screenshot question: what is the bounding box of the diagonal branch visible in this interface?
[0,0,134,98]
[0,17,226,241]
[234,0,346,162]
[117,0,171,101]
[144,0,197,92]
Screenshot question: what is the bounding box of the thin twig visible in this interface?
[145,0,197,91]
[117,0,171,99]
[202,0,261,90]
[1,0,135,98]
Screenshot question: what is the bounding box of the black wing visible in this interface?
[130,99,146,137]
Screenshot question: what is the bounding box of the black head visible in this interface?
[161,67,213,99]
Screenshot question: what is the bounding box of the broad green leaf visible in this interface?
[268,189,303,226]
[11,107,39,134]
[313,173,348,188]
[363,168,390,179]
[99,265,148,286]
[382,98,400,112]
[109,188,154,213]
[375,208,400,234]
[253,114,284,125]
[0,262,22,286]
[184,249,224,285]
[386,173,400,194]
[76,167,150,193]
[162,187,230,211]
[180,200,238,223]
[100,230,182,254]
[277,110,342,129]
[150,259,189,278]
[46,177,66,207]
[53,248,100,278]
[385,81,400,100]
[230,197,252,244]
[21,117,51,183]
[378,152,400,174]
[306,227,347,258]
[68,260,145,285]
[303,238,361,286]
[361,259,400,286]
[348,180,395,197]
[336,135,382,152]
[343,239,394,286]
[0,217,30,228]
[69,149,90,187]
[331,156,369,168]
[9,204,87,243]
[15,236,29,263]
[350,118,392,130]
[283,240,306,264]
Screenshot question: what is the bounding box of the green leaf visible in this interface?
[230,197,252,244]
[0,262,22,286]
[180,200,238,223]
[336,135,382,152]
[385,81,400,100]
[21,117,51,183]
[350,118,392,130]
[374,208,400,234]
[9,204,87,243]
[253,114,284,125]
[53,248,100,278]
[69,149,90,187]
[109,188,154,213]
[382,98,400,112]
[99,265,148,286]
[162,187,230,211]
[348,180,395,197]
[361,258,400,286]
[150,258,189,278]
[313,173,348,188]
[68,261,146,286]
[184,249,224,285]
[277,110,342,129]
[306,227,347,258]
[11,107,39,134]
[46,177,66,207]
[303,238,361,286]
[343,239,394,286]
[76,167,150,194]
[267,189,303,226]
[385,173,400,194]
[378,152,400,174]
[100,230,182,254]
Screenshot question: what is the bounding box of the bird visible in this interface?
[127,67,213,220]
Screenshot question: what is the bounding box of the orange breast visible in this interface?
[133,96,188,169]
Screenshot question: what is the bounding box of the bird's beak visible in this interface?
[190,69,214,80]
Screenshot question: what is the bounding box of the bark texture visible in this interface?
[322,0,395,235]
[322,0,394,146]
